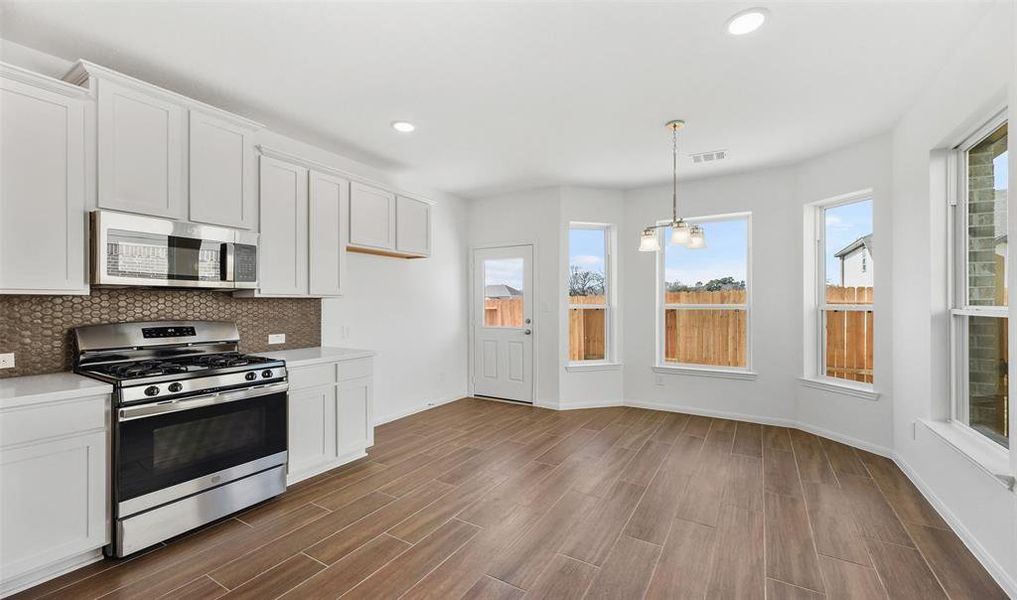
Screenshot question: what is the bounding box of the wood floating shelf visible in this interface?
[346,245,427,259]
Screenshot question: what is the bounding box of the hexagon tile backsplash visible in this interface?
[0,288,321,378]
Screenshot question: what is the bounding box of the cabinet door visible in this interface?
[96,78,186,218]
[0,75,88,294]
[287,384,337,477]
[396,196,431,256]
[189,110,255,229]
[0,431,106,582]
[308,171,348,296]
[258,156,308,296]
[349,183,396,250]
[337,376,373,456]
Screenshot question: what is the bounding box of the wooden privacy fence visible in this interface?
[484,298,524,327]
[570,295,606,361]
[823,286,874,383]
[487,287,875,382]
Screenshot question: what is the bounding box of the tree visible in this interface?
[569,266,605,296]
[666,276,745,293]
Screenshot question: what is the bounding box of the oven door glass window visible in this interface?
[117,391,287,503]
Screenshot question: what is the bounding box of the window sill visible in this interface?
[798,377,880,401]
[652,365,758,381]
[919,419,1014,490]
[565,362,623,373]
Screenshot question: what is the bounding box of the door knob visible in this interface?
[524,329,532,335]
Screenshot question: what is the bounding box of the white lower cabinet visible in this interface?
[0,378,111,597]
[338,376,373,455]
[287,384,337,478]
[285,356,374,485]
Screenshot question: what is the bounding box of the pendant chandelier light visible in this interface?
[638,120,706,252]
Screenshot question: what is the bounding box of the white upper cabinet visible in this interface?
[348,183,432,259]
[65,61,262,226]
[258,155,309,296]
[242,150,349,299]
[349,182,396,250]
[0,64,91,295]
[189,110,256,229]
[308,171,348,296]
[95,77,187,219]
[396,195,432,257]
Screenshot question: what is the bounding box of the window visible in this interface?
[568,224,611,362]
[484,258,524,328]
[952,117,1008,449]
[813,195,874,385]
[658,214,750,370]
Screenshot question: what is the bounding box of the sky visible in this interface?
[484,258,524,291]
[994,150,1008,190]
[664,218,747,286]
[569,228,606,275]
[824,199,873,285]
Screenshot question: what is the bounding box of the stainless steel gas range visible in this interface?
[73,320,288,557]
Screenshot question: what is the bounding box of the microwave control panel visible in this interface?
[233,244,258,282]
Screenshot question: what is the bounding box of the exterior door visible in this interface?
[472,245,534,403]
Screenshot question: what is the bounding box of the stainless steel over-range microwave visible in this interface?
[91,210,258,289]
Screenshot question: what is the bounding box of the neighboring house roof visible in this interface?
[485,284,522,298]
[834,234,873,259]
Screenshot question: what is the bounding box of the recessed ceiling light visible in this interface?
[391,121,416,133]
[726,8,768,35]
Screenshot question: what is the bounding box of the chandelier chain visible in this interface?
[672,123,679,223]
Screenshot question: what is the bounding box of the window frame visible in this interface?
[654,212,753,375]
[810,191,876,390]
[567,222,614,365]
[948,110,1009,451]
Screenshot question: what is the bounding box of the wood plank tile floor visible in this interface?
[14,398,1006,600]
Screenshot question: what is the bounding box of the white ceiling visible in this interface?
[0,1,992,199]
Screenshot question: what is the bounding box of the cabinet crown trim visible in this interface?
[256,144,437,206]
[63,60,264,131]
[1,62,91,98]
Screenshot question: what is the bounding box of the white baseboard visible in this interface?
[893,456,1017,599]
[373,393,465,426]
[557,399,622,411]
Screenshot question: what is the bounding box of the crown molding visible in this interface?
[1,61,91,99]
[256,144,437,206]
[63,59,264,131]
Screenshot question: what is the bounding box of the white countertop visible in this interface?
[0,372,113,408]
[254,346,375,367]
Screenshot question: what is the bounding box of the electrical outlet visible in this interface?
[342,326,351,339]
[655,374,664,386]
[0,353,14,369]
[268,334,286,345]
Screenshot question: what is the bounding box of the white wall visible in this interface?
[558,187,625,409]
[889,5,1017,592]
[622,167,800,422]
[468,187,562,407]
[245,129,473,427]
[793,134,893,452]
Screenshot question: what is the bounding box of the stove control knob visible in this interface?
[245,372,257,381]
[168,383,182,393]
[261,370,273,379]
[144,386,160,397]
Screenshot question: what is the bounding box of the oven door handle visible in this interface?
[118,382,289,422]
